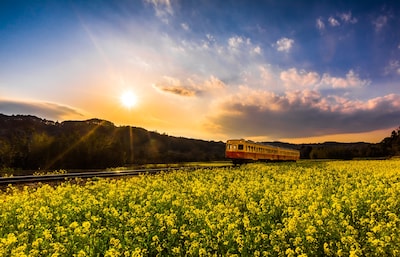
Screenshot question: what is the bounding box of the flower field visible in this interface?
[1,160,400,256]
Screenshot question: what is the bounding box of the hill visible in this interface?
[0,114,225,170]
[0,114,398,171]
[265,141,386,160]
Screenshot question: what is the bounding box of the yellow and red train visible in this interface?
[225,139,300,164]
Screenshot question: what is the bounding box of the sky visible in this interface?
[1,0,400,143]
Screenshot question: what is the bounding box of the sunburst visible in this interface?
[120,91,138,109]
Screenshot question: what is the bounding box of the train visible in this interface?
[225,139,300,164]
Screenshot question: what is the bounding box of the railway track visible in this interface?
[0,165,233,186]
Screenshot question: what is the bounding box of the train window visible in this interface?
[238,144,244,150]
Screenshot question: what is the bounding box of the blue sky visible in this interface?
[1,0,400,143]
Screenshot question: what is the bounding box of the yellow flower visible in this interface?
[82,221,91,233]
[32,238,43,248]
[199,247,207,256]
[110,238,122,249]
[69,221,79,229]
[43,229,53,240]
[74,250,87,257]
[1,160,400,256]
[323,242,331,255]
[105,248,121,257]
[172,247,181,254]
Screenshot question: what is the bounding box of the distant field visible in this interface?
[117,161,234,170]
[1,160,400,256]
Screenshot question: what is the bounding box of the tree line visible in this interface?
[300,127,400,159]
[0,114,399,173]
[0,114,225,171]
[267,128,400,160]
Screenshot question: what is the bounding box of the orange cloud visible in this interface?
[207,87,400,139]
[0,99,85,121]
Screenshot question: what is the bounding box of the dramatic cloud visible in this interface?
[153,76,196,97]
[156,32,264,80]
[384,60,400,75]
[328,16,340,27]
[373,15,388,32]
[228,36,244,49]
[203,76,226,91]
[153,75,226,97]
[275,37,294,52]
[280,68,320,89]
[316,17,325,31]
[252,46,262,55]
[317,12,357,32]
[0,99,84,121]
[97,20,378,140]
[339,11,357,24]
[208,88,400,138]
[258,65,276,86]
[225,36,262,56]
[228,36,252,52]
[144,0,174,22]
[153,84,196,96]
[320,70,370,88]
[181,23,189,31]
[4,1,400,143]
[279,68,369,89]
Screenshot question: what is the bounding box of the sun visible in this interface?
[120,91,138,109]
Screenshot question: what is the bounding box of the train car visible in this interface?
[225,139,300,164]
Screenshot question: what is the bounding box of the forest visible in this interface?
[0,114,224,170]
[0,114,399,171]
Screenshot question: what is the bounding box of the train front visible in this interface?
[225,139,246,163]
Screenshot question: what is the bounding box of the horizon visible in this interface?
[2,112,395,145]
[1,0,400,144]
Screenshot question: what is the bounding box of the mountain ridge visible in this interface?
[0,114,398,171]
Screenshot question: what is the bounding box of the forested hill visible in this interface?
[266,127,400,159]
[266,141,386,160]
[0,114,399,170]
[0,114,225,170]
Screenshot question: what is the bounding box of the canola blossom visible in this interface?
[1,160,400,256]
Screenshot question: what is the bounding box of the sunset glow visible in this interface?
[1,1,400,143]
[120,91,138,109]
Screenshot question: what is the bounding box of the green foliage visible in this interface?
[0,167,15,177]
[0,114,225,170]
[33,170,67,176]
[0,114,399,170]
[380,127,400,156]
